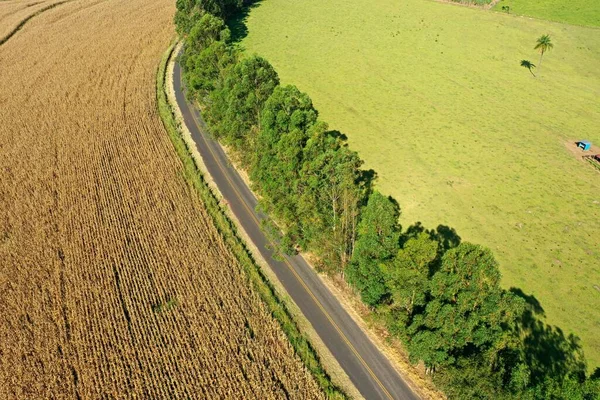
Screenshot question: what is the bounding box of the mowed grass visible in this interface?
[242,0,600,369]
[493,0,600,27]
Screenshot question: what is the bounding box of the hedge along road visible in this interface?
[173,58,419,400]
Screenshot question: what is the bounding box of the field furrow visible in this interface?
[0,0,70,45]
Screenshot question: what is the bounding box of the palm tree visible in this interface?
[534,34,553,70]
[520,60,536,77]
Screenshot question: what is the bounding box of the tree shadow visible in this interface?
[510,288,588,385]
[404,221,426,239]
[325,129,348,142]
[387,196,401,221]
[510,287,544,315]
[227,0,263,44]
[432,225,461,251]
[358,168,377,203]
[402,222,461,252]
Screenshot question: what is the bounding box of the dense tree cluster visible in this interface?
[174,3,599,398]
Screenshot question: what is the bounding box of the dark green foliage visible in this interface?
[299,124,367,271]
[432,353,509,399]
[174,0,200,35]
[175,0,245,26]
[186,13,231,54]
[185,40,238,98]
[346,192,399,305]
[180,14,237,100]
[383,232,438,335]
[206,55,279,161]
[407,244,525,371]
[198,0,229,16]
[175,0,245,37]
[353,192,400,260]
[251,85,317,236]
[347,258,388,307]
[525,374,600,400]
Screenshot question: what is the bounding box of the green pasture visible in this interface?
[493,0,600,27]
[241,0,600,369]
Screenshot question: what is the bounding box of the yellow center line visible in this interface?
[178,69,395,400]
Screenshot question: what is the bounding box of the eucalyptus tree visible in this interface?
[407,243,525,374]
[384,232,438,334]
[251,85,318,241]
[299,124,366,271]
[346,191,400,306]
[206,56,279,162]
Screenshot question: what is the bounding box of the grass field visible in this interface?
[493,0,600,27]
[0,0,324,397]
[242,0,600,369]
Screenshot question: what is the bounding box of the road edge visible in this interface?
[157,41,360,400]
[171,46,438,400]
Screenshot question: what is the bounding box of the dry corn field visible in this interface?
[0,0,67,43]
[0,0,324,398]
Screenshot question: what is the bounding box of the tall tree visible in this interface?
[184,40,237,99]
[407,243,525,374]
[251,85,318,238]
[299,124,367,271]
[185,13,230,55]
[181,13,234,96]
[346,192,399,306]
[534,34,554,70]
[174,0,200,35]
[383,231,438,334]
[174,0,240,35]
[206,56,279,162]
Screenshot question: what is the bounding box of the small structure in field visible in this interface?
[594,154,600,162]
[578,140,592,151]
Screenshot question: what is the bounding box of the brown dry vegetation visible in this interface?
[0,0,45,19]
[0,0,324,398]
[0,0,66,42]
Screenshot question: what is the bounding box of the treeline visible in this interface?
[174,2,600,398]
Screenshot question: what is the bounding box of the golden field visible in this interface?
[0,0,323,398]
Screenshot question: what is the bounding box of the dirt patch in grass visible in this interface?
[564,140,600,159]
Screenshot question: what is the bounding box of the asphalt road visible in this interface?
[173,59,420,400]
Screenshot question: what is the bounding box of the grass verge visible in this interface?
[156,41,348,399]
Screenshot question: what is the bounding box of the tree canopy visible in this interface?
[407,244,525,372]
[346,192,399,305]
[206,55,280,161]
[299,124,366,270]
[251,85,318,237]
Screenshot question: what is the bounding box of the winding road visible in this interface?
[173,59,420,400]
